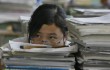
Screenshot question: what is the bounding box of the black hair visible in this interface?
[28,4,68,42]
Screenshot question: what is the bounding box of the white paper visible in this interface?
[9,40,51,50]
[5,58,73,67]
[66,14,110,24]
[74,8,110,13]
[9,40,77,54]
[19,16,30,21]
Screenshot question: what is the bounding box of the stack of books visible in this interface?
[66,13,110,69]
[73,8,110,17]
[1,40,77,70]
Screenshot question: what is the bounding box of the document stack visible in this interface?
[66,14,110,69]
[1,40,77,70]
[74,8,110,17]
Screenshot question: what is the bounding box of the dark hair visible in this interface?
[28,4,68,42]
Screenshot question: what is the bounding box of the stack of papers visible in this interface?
[66,13,110,24]
[1,40,76,69]
[66,14,110,48]
[74,8,110,16]
[84,59,110,70]
[66,14,110,69]
[8,40,77,56]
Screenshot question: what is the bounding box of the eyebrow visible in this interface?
[49,33,57,35]
[37,32,57,36]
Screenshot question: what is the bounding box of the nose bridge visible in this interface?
[41,35,49,43]
[42,36,48,41]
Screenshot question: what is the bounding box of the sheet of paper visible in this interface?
[19,16,30,21]
[9,40,51,50]
[9,40,77,55]
[66,14,110,24]
[74,8,110,13]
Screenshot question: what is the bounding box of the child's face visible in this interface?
[31,24,66,48]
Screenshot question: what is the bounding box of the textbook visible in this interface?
[74,8,110,16]
[2,40,76,70]
[4,57,75,67]
[8,40,78,56]
[66,13,110,24]
[84,59,110,70]
[83,50,110,60]
[66,16,110,49]
[66,15,110,69]
[6,65,69,70]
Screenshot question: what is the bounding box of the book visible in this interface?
[66,14,110,68]
[66,14,110,24]
[74,8,110,16]
[7,40,78,57]
[2,40,76,70]
[84,59,110,70]
[4,57,74,67]
[5,65,69,70]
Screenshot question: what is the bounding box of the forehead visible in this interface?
[39,24,63,35]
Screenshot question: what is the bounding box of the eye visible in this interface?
[35,34,41,38]
[48,36,57,40]
[31,34,41,39]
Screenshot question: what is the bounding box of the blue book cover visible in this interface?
[6,65,69,70]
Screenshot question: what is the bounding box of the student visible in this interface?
[0,4,83,70]
[28,4,84,70]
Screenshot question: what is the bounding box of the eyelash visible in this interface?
[31,34,40,38]
[49,36,57,39]
[36,34,40,37]
[31,34,57,40]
